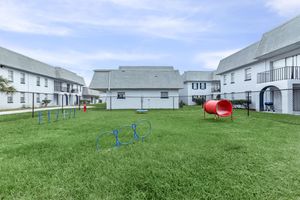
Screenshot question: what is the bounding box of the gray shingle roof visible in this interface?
[182,71,219,82]
[82,87,100,97]
[0,46,85,85]
[55,67,85,85]
[216,42,260,74]
[90,66,183,90]
[216,15,300,74]
[256,15,300,58]
[0,46,56,78]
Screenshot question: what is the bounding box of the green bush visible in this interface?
[194,97,206,106]
[179,101,186,108]
[42,99,51,107]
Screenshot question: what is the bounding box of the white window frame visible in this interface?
[7,93,13,103]
[20,72,25,84]
[161,91,169,99]
[20,92,25,103]
[223,75,227,85]
[117,92,125,99]
[45,78,48,87]
[200,82,206,90]
[8,70,14,82]
[245,68,251,81]
[231,73,235,84]
[37,76,41,86]
[192,82,198,90]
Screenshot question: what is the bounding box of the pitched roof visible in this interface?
[55,67,85,85]
[216,15,300,74]
[216,42,260,74]
[0,46,56,78]
[182,71,219,82]
[82,87,100,97]
[256,15,300,58]
[90,66,183,90]
[0,46,85,85]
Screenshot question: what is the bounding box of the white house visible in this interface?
[0,46,85,110]
[179,71,221,105]
[89,66,183,109]
[216,15,300,114]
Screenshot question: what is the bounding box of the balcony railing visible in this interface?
[257,66,300,84]
[71,89,79,93]
[211,88,221,93]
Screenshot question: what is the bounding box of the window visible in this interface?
[45,78,48,87]
[245,68,251,81]
[224,93,227,99]
[161,92,169,99]
[7,93,13,103]
[20,72,25,84]
[8,70,13,82]
[223,75,227,85]
[192,82,198,90]
[37,93,40,103]
[20,92,25,103]
[117,92,125,99]
[36,76,40,86]
[200,82,206,90]
[45,94,48,100]
[231,73,235,83]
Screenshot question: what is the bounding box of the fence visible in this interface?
[1,88,300,119]
[0,91,82,119]
[96,88,300,116]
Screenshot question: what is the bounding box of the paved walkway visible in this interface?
[0,106,94,116]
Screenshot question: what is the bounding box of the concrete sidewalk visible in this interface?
[0,106,94,116]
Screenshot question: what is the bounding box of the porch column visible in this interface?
[281,90,293,114]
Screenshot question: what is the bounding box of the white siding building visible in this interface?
[216,15,300,114]
[89,66,183,110]
[0,47,85,110]
[82,87,100,104]
[179,71,221,105]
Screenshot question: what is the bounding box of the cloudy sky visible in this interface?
[0,0,299,85]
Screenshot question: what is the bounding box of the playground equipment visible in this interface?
[204,100,233,120]
[38,108,76,124]
[96,119,152,151]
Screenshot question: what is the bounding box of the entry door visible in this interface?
[293,88,300,111]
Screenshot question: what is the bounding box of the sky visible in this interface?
[0,0,299,85]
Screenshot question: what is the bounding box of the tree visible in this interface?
[0,76,16,93]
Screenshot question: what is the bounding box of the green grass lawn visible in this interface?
[1,106,300,199]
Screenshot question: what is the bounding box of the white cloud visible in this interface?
[194,49,240,70]
[0,0,71,36]
[265,0,300,17]
[0,0,211,40]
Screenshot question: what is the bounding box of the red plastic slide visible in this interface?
[204,100,233,118]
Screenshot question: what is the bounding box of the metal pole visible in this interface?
[32,93,35,118]
[247,92,250,117]
[110,95,112,110]
[78,96,81,110]
[173,96,175,110]
[62,95,64,113]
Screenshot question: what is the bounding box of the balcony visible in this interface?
[257,66,300,84]
[211,88,221,93]
[71,89,79,93]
